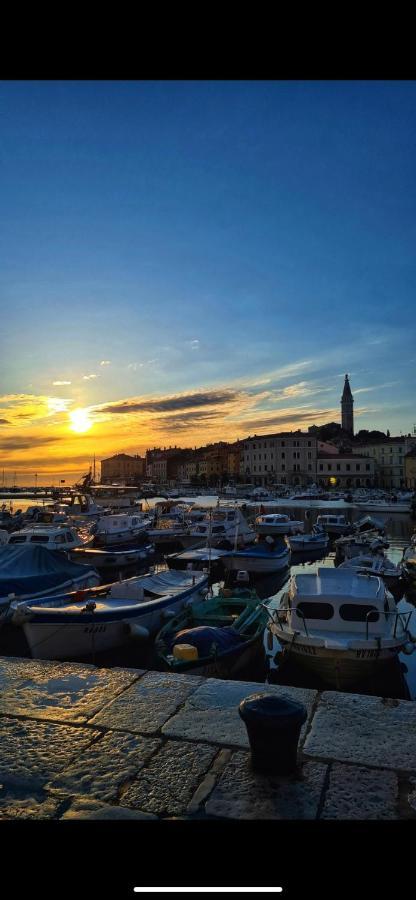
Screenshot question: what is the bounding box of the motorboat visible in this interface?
[315,514,352,536]
[352,514,387,534]
[166,546,229,581]
[12,569,209,660]
[402,534,416,586]
[265,567,415,689]
[334,532,389,563]
[221,535,290,575]
[53,493,107,520]
[339,553,403,596]
[0,545,99,623]
[155,585,270,678]
[69,543,156,571]
[89,485,142,509]
[289,524,330,553]
[91,513,152,547]
[178,506,256,550]
[254,513,304,536]
[6,524,92,552]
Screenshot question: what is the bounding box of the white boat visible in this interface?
[7,524,92,551]
[69,543,156,570]
[402,534,416,586]
[92,514,152,547]
[179,506,256,549]
[147,520,191,546]
[266,567,415,689]
[221,536,290,574]
[53,493,106,520]
[353,498,411,514]
[315,514,352,535]
[89,485,142,509]
[12,569,209,660]
[254,513,304,535]
[289,525,329,552]
[334,532,389,563]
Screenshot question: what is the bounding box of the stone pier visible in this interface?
[0,656,415,820]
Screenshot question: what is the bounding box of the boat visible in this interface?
[178,506,256,550]
[338,553,403,596]
[353,514,387,534]
[166,545,229,580]
[353,498,411,514]
[11,569,209,660]
[91,513,152,547]
[254,513,304,535]
[221,535,290,575]
[155,586,270,677]
[0,545,100,622]
[69,543,156,570]
[289,524,330,553]
[147,520,191,548]
[315,514,353,536]
[53,492,107,520]
[89,485,142,509]
[402,534,416,586]
[6,524,92,551]
[334,532,389,564]
[265,567,415,689]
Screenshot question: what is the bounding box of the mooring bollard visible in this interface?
[239,692,307,775]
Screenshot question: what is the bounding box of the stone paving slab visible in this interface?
[162,679,317,749]
[119,740,218,816]
[47,730,161,802]
[0,716,100,789]
[319,763,398,819]
[61,798,157,820]
[90,671,203,734]
[0,661,142,723]
[303,691,416,772]
[205,752,327,819]
[0,790,65,820]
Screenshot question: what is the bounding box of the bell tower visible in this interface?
[341,374,354,436]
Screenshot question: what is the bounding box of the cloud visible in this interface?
[153,410,221,430]
[82,374,99,380]
[0,435,63,451]
[99,389,241,416]
[52,380,72,386]
[0,419,10,425]
[189,340,200,351]
[100,360,111,366]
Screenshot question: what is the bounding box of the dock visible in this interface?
[0,655,415,820]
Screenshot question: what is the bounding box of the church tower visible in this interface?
[341,374,354,436]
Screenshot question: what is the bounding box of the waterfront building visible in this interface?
[341,374,354,436]
[404,446,416,489]
[242,432,318,487]
[352,436,416,489]
[100,453,144,485]
[317,452,375,488]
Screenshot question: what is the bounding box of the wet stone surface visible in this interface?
[320,763,398,819]
[303,692,416,772]
[0,716,100,789]
[0,788,65,820]
[61,798,157,820]
[119,740,218,816]
[205,752,327,819]
[47,730,161,802]
[90,671,203,734]
[162,678,316,749]
[0,661,141,723]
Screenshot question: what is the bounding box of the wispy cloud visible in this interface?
[52,380,72,386]
[0,435,63,451]
[98,388,241,416]
[100,360,111,366]
[82,374,99,381]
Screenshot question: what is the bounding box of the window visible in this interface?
[281,441,285,447]
[356,464,360,471]
[308,441,312,447]
[297,602,334,620]
[308,464,312,470]
[8,535,27,543]
[30,535,49,542]
[328,464,332,471]
[319,464,323,471]
[337,464,341,471]
[54,534,66,544]
[366,464,370,471]
[308,452,312,459]
[340,604,379,623]
[282,452,285,459]
[282,464,285,471]
[346,464,350,471]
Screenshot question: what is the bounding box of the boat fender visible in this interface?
[402,642,416,655]
[125,622,150,641]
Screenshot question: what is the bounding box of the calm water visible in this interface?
[1,495,415,699]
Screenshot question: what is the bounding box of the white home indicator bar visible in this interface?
[133,889,283,894]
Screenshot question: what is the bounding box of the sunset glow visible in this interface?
[69,408,92,434]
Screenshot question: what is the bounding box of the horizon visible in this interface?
[1,81,415,484]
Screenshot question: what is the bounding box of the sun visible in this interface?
[69,408,92,433]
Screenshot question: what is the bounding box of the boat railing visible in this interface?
[275,603,413,642]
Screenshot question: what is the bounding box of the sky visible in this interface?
[1,80,415,484]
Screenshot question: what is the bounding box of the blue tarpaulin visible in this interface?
[0,544,97,598]
[172,625,243,656]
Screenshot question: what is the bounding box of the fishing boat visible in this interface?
[265,567,415,690]
[289,524,330,553]
[7,524,92,551]
[0,545,100,623]
[91,513,152,547]
[166,545,229,581]
[178,506,256,550]
[155,586,270,678]
[221,535,290,575]
[11,569,209,660]
[69,543,156,570]
[334,532,389,564]
[254,513,304,535]
[315,514,353,536]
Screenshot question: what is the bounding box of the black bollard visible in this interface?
[239,692,307,775]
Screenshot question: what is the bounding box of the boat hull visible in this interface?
[222,551,290,573]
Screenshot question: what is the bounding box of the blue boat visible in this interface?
[221,536,290,574]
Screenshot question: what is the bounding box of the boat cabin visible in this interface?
[7,525,84,550]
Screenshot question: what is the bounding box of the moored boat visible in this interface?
[289,524,329,553]
[254,513,304,535]
[221,535,290,575]
[266,567,415,689]
[69,543,156,570]
[11,569,209,660]
[92,513,152,547]
[155,586,270,677]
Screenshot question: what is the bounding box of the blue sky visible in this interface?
[1,80,415,478]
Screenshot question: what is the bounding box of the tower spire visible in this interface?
[341,374,354,436]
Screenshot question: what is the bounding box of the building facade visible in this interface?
[352,437,416,489]
[242,432,318,487]
[405,448,416,489]
[317,452,375,488]
[100,453,145,485]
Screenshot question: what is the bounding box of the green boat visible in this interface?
[154,586,270,678]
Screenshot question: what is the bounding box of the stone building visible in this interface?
[352,436,416,489]
[404,446,416,489]
[317,452,375,488]
[242,432,318,487]
[100,453,144,485]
